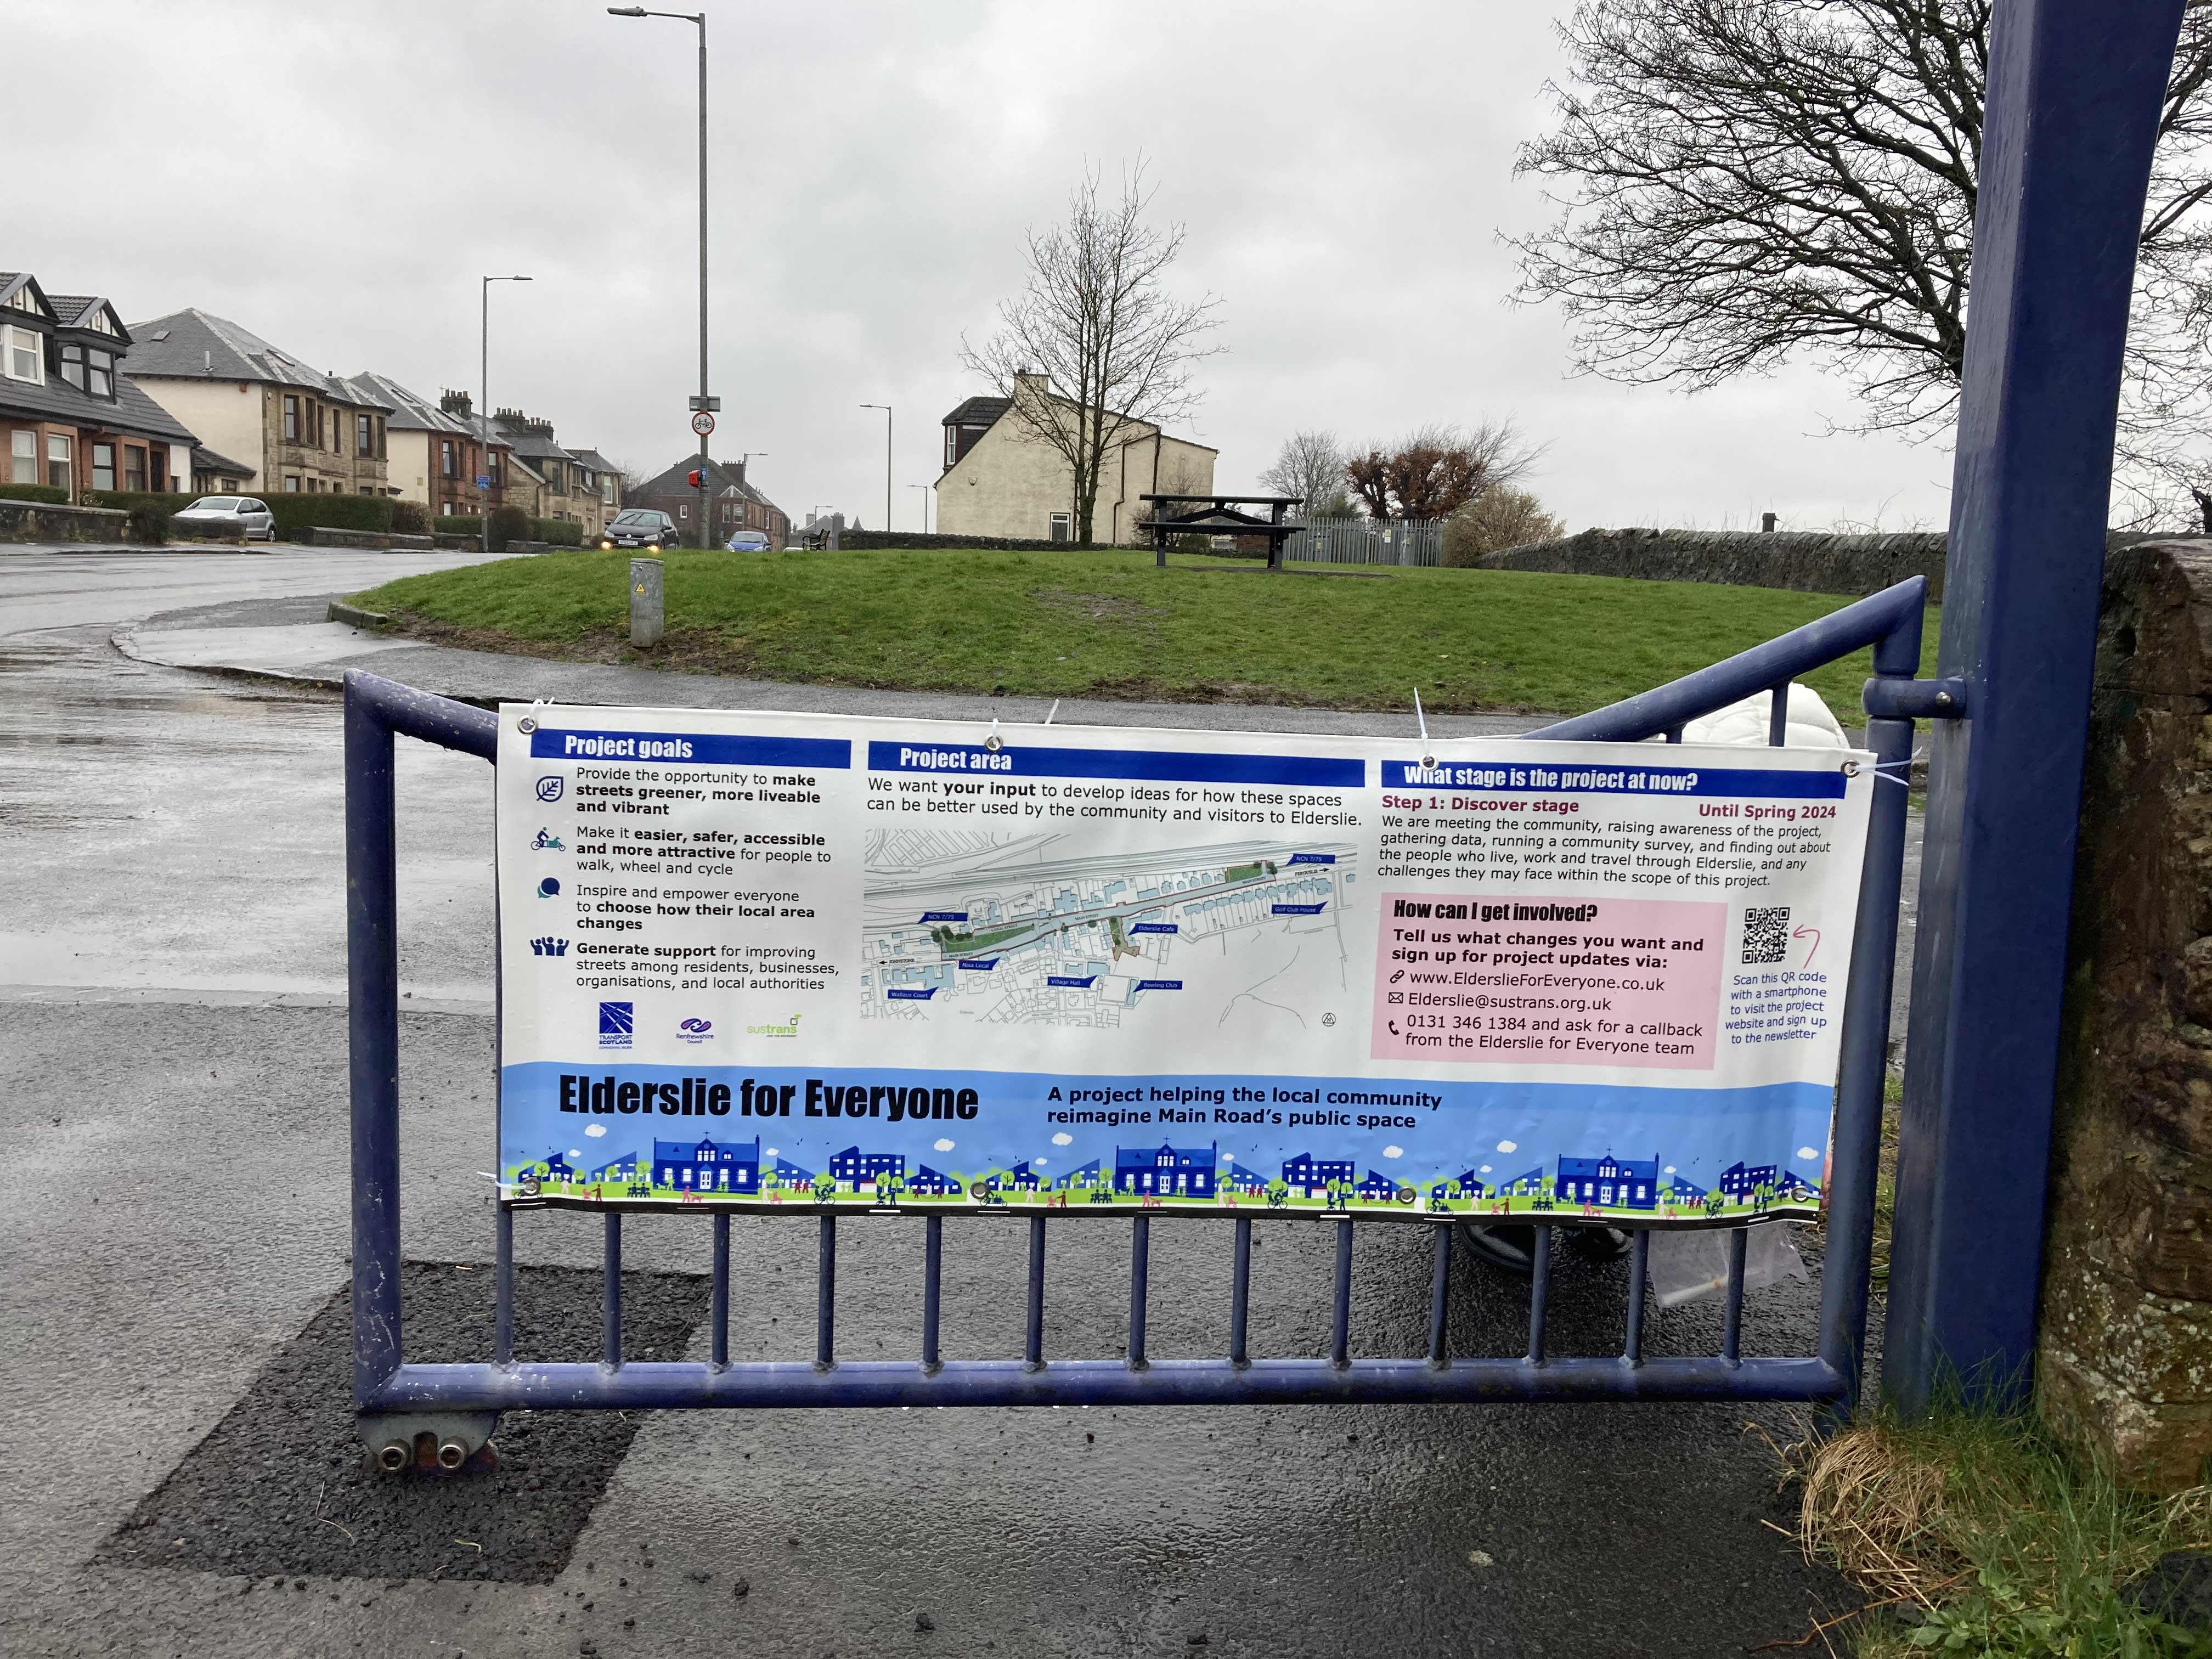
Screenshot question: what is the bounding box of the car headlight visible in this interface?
[600,540,613,550]
[646,544,659,553]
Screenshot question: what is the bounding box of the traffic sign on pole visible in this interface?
[691,410,716,437]
[687,395,721,413]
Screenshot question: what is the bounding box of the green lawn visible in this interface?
[355,546,1938,716]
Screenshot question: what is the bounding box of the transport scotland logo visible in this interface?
[598,1001,634,1049]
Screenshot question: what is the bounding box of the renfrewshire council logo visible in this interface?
[677,1017,713,1045]
[598,1001,634,1049]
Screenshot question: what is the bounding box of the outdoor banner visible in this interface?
[494,704,1874,1227]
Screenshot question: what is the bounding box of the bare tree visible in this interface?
[1441,488,1568,565]
[1259,431,1346,516]
[961,160,1224,544]
[1344,422,1543,521]
[1513,0,2212,521]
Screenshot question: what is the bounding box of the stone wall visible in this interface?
[1479,527,1949,599]
[0,499,133,543]
[2040,537,2212,1489]
[838,531,1088,552]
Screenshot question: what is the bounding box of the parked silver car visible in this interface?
[171,495,276,541]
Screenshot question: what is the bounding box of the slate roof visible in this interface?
[0,368,198,444]
[941,395,1010,428]
[189,444,256,479]
[569,448,620,475]
[122,308,387,407]
[340,372,471,435]
[635,453,783,514]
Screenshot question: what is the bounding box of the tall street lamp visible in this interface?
[907,482,932,534]
[610,5,710,547]
[480,274,531,556]
[860,403,891,533]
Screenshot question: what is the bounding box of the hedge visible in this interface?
[435,515,481,536]
[533,518,585,546]
[0,483,69,504]
[82,490,187,541]
[266,494,394,535]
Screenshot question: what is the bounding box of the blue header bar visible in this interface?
[867,740,1362,788]
[1382,759,1846,799]
[533,729,851,769]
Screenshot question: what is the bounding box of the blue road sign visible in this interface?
[476,475,492,488]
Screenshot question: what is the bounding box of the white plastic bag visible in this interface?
[1647,1223,1810,1310]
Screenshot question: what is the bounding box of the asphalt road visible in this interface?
[0,548,1883,1657]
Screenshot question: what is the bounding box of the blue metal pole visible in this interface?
[1888,0,2184,1412]
[346,677,403,1409]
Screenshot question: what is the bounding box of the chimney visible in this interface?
[1760,512,1777,533]
[440,389,473,419]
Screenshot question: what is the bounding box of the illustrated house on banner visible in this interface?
[1051,1158,1103,1191]
[1555,1153,1661,1210]
[983,1160,1043,1194]
[542,1149,577,1182]
[828,1147,906,1192]
[1717,1161,1779,1203]
[1221,1161,1272,1195]
[770,1156,814,1189]
[654,1135,760,1194]
[591,1150,644,1185]
[1356,1169,1407,1203]
[1115,1142,1217,1198]
[906,1164,962,1197]
[1280,1153,1355,1198]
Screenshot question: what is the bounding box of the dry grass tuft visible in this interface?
[1796,1423,1958,1611]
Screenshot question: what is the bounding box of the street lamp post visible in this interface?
[907,483,932,534]
[610,5,710,547]
[479,275,531,556]
[860,403,891,533]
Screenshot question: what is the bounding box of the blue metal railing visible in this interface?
[347,575,1926,1430]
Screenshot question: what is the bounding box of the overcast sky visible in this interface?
[13,0,1955,534]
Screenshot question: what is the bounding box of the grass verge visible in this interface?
[353,547,1938,714]
[1793,1407,2212,1655]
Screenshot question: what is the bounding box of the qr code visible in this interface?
[1742,906,1791,964]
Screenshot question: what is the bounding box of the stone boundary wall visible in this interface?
[0,500,134,543]
[1479,528,1949,600]
[2041,537,2212,1489]
[837,531,1110,553]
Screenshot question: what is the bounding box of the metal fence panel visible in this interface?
[1283,518,1442,566]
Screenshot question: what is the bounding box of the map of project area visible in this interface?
[861,829,1361,1029]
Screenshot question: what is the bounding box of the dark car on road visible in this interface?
[600,509,676,551]
[170,496,276,541]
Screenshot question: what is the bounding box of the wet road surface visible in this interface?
[0,549,1877,1657]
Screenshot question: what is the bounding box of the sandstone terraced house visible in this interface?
[125,308,391,496]
[0,271,198,501]
[340,374,507,518]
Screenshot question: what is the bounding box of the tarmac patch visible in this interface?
[98,1260,705,1585]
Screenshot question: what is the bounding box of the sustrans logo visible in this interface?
[677,1017,713,1045]
[535,777,565,803]
[598,1001,634,1048]
[746,1013,803,1039]
[533,828,565,850]
[530,937,568,957]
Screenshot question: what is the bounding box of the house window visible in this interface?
[59,343,83,388]
[1048,512,1071,543]
[124,445,146,492]
[376,417,386,460]
[9,430,33,484]
[86,348,112,398]
[356,414,372,455]
[91,443,115,492]
[46,433,70,491]
[284,475,301,491]
[441,440,456,478]
[3,326,42,383]
[678,502,689,520]
[283,396,299,441]
[944,426,958,467]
